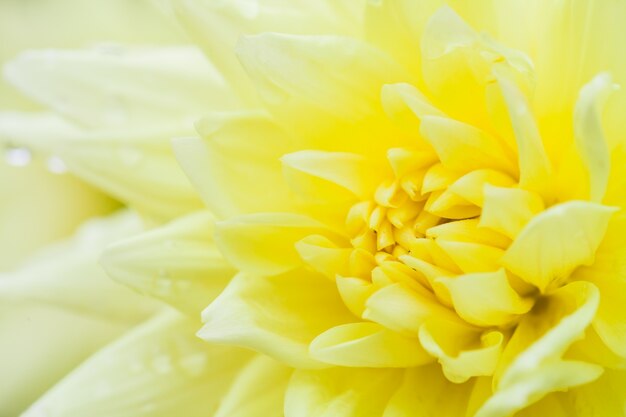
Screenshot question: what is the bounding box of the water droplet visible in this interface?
[179,353,207,376]
[46,155,68,174]
[153,275,172,296]
[104,96,129,126]
[5,146,32,167]
[152,354,173,374]
[175,280,193,292]
[117,146,143,167]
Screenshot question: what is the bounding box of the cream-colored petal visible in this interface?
[478,281,602,417]
[0,210,157,322]
[215,212,341,276]
[0,139,116,270]
[309,322,432,368]
[502,201,616,292]
[0,112,203,222]
[101,211,235,316]
[4,46,230,129]
[168,0,363,104]
[573,72,615,203]
[173,112,296,218]
[0,211,158,416]
[285,367,402,417]
[437,269,533,327]
[21,312,255,417]
[198,269,355,369]
[382,364,475,417]
[213,355,292,417]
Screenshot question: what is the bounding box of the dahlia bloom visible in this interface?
[5,0,626,416]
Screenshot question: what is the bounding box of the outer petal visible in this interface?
[0,211,158,415]
[173,112,295,218]
[213,355,292,417]
[285,367,402,417]
[21,312,255,417]
[214,212,344,276]
[0,146,116,270]
[101,211,235,316]
[236,33,411,155]
[501,201,616,292]
[309,322,432,368]
[0,112,203,222]
[4,46,231,128]
[167,0,364,103]
[382,364,475,417]
[477,281,602,417]
[198,269,355,369]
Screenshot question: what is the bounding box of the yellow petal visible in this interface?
[419,320,504,383]
[419,115,516,175]
[173,112,296,218]
[282,150,384,199]
[436,240,504,273]
[501,201,616,292]
[364,283,459,336]
[479,281,602,417]
[285,367,402,417]
[564,369,626,416]
[448,169,516,207]
[436,269,533,327]
[335,276,376,317]
[381,82,444,136]
[573,72,615,203]
[198,269,354,369]
[310,322,432,368]
[295,235,351,280]
[382,364,474,417]
[496,73,552,198]
[590,274,626,359]
[21,312,256,417]
[215,212,341,276]
[479,185,545,239]
[101,211,235,316]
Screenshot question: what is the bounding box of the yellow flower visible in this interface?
[6,0,626,416]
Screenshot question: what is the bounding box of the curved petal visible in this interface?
[478,281,602,417]
[310,322,432,368]
[502,201,616,292]
[382,364,475,417]
[198,269,355,369]
[285,367,402,417]
[215,212,343,276]
[101,211,235,316]
[0,112,203,222]
[173,112,296,218]
[21,312,255,417]
[0,211,158,415]
[214,355,292,417]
